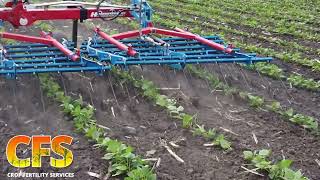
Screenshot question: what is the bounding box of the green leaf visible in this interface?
[266,101,282,112]
[283,108,294,118]
[243,151,254,160]
[155,95,168,107]
[125,167,156,180]
[213,134,231,150]
[113,169,124,176]
[102,153,114,160]
[247,94,264,108]
[255,159,272,169]
[181,114,194,128]
[176,106,184,112]
[220,138,232,150]
[277,159,293,169]
[283,168,308,180]
[107,140,123,153]
[116,165,128,171]
[259,149,271,158]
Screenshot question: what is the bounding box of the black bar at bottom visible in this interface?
[72,19,78,47]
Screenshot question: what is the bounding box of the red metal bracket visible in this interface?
[0,31,79,61]
[174,28,233,54]
[110,27,234,54]
[94,28,138,57]
[1,32,52,45]
[40,31,79,61]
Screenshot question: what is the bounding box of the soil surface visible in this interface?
[0,76,110,180]
[0,10,319,180]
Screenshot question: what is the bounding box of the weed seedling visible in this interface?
[243,149,309,180]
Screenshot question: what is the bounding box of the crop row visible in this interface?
[114,15,320,92]
[151,1,318,55]
[112,68,232,151]
[151,7,320,73]
[83,16,233,148]
[187,65,319,133]
[84,17,320,145]
[82,20,230,151]
[157,0,320,42]
[150,14,320,91]
[151,5,320,77]
[39,74,156,179]
[243,149,309,180]
[38,12,319,132]
[177,0,320,30]
[245,63,320,91]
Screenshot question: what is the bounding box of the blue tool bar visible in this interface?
[6,52,65,59]
[87,52,258,62]
[82,35,272,66]
[4,42,75,49]
[0,66,110,74]
[84,45,229,55]
[81,46,240,56]
[82,48,241,56]
[0,61,85,69]
[81,39,224,49]
[0,34,272,78]
[6,46,74,53]
[8,57,68,64]
[111,57,272,66]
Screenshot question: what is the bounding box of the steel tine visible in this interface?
[9,78,20,121]
[37,74,46,113]
[233,64,252,90]
[182,67,192,85]
[127,66,139,98]
[201,64,213,91]
[279,78,294,105]
[217,63,228,86]
[107,72,120,108]
[59,73,68,96]
[239,64,253,91]
[86,76,95,107]
[253,65,272,91]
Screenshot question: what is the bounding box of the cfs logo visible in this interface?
[6,135,73,168]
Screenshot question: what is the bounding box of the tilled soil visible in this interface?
[138,66,320,179]
[206,63,320,120]
[56,72,261,180]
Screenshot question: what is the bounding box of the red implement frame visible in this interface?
[0,32,80,61]
[94,28,138,57]
[0,1,133,27]
[95,27,234,55]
